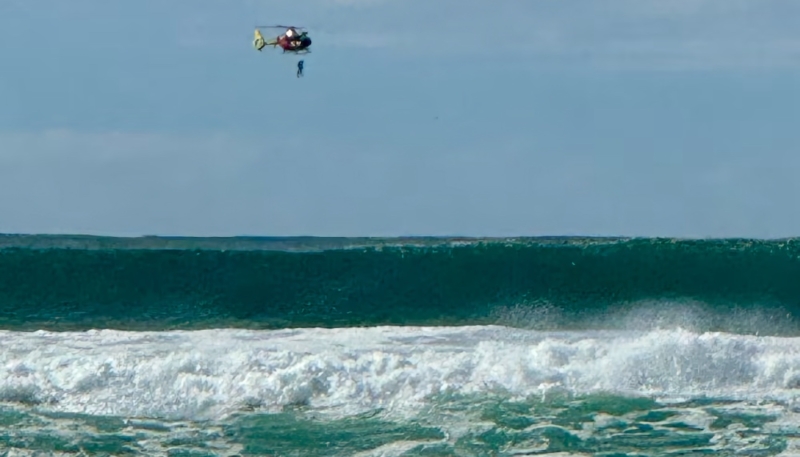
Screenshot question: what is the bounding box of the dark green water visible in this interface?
[0,235,798,334]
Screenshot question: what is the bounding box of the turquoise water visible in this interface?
[2,235,800,456]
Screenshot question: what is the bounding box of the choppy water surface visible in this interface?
[2,236,800,455]
[1,326,799,456]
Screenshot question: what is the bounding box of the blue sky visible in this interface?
[1,0,799,237]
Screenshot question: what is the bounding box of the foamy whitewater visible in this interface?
[3,326,800,455]
[3,326,800,419]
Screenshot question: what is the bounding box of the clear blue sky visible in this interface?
[1,0,799,237]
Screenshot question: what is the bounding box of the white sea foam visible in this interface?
[1,326,800,421]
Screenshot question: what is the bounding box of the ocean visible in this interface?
[1,235,800,456]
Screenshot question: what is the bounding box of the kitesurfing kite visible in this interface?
[253,25,312,54]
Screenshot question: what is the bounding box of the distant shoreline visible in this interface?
[0,233,793,251]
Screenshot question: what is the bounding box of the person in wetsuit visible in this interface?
[297,60,304,78]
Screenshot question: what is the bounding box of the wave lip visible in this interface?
[2,326,800,421]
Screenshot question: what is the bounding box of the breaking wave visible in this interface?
[3,326,800,421]
[1,236,800,334]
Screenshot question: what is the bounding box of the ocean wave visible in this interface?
[2,326,800,421]
[2,236,800,333]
